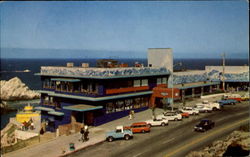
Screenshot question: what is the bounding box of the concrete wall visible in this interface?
[15,130,38,140]
[147,48,173,72]
[205,66,249,74]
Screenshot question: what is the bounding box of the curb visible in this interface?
[60,139,106,157]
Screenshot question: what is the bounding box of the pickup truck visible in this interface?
[217,99,237,106]
[196,100,220,111]
[106,126,133,142]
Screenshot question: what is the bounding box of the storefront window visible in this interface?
[157,78,162,85]
[106,102,115,114]
[116,100,124,112]
[141,79,148,86]
[133,80,141,87]
[162,78,167,84]
[134,98,141,109]
[141,97,149,107]
[125,99,133,110]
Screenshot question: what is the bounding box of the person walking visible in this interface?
[84,125,89,141]
[131,110,135,119]
[128,110,132,120]
[79,127,85,142]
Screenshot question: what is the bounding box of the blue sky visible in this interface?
[0,1,249,58]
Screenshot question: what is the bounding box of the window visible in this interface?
[134,98,141,109]
[162,78,167,84]
[125,99,133,110]
[141,97,149,107]
[133,80,141,87]
[141,79,148,86]
[106,102,115,114]
[116,100,124,112]
[157,78,162,85]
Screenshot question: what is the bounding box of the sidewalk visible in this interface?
[2,93,227,157]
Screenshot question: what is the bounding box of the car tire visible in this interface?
[124,134,130,140]
[174,118,178,121]
[212,107,217,111]
[107,136,114,142]
[161,122,166,126]
[142,130,145,133]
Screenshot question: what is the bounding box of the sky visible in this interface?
[0,1,249,58]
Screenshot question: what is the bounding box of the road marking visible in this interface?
[162,137,175,144]
[164,118,249,157]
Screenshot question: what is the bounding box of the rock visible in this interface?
[0,77,40,101]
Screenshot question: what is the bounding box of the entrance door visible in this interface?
[84,112,94,125]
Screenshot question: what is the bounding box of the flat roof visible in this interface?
[39,90,152,101]
[174,81,220,89]
[48,111,64,116]
[63,104,103,112]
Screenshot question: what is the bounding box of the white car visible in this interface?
[180,107,199,115]
[194,105,212,113]
[157,112,182,121]
[145,118,168,126]
[197,100,220,111]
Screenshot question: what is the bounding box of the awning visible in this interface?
[34,106,55,112]
[51,78,81,82]
[48,111,64,116]
[63,104,103,112]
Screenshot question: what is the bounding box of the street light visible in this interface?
[171,62,182,111]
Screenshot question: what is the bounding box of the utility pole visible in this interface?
[222,53,225,91]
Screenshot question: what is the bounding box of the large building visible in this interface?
[35,48,249,132]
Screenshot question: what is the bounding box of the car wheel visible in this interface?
[107,136,114,142]
[161,122,166,126]
[212,107,217,111]
[124,134,130,140]
[142,130,145,133]
[174,118,178,121]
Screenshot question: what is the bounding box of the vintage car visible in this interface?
[241,93,249,101]
[124,122,150,133]
[194,119,215,132]
[198,100,221,111]
[176,110,190,118]
[106,126,133,142]
[145,118,168,127]
[217,99,237,106]
[194,105,212,113]
[223,94,242,102]
[157,112,182,121]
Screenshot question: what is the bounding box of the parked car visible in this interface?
[224,94,242,102]
[241,93,249,101]
[199,100,221,111]
[176,110,190,118]
[194,105,212,113]
[180,107,199,115]
[145,118,168,126]
[157,112,182,121]
[124,122,150,133]
[106,126,133,142]
[194,119,215,132]
[217,99,237,106]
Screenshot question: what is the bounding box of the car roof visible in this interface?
[131,122,147,125]
[201,119,210,122]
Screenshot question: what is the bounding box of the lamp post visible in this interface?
[221,53,225,91]
[171,62,182,111]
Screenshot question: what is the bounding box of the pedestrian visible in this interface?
[131,110,135,119]
[30,122,35,130]
[79,127,85,142]
[84,125,89,141]
[128,111,132,120]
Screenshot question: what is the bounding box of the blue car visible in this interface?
[106,126,133,142]
[217,99,237,106]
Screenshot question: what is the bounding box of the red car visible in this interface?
[176,110,190,118]
[124,122,151,133]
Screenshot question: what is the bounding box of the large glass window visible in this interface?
[141,97,149,107]
[106,102,115,114]
[141,79,148,86]
[134,98,141,109]
[125,99,133,110]
[116,100,124,112]
[162,78,167,84]
[134,80,141,87]
[157,78,162,85]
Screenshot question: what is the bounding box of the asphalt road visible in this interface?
[68,102,249,157]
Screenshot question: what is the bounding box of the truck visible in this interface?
[196,100,221,111]
[106,126,133,142]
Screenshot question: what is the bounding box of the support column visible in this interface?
[209,86,212,93]
[192,88,195,97]
[182,89,185,102]
[201,87,204,96]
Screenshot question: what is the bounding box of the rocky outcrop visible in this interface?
[0,77,40,101]
[186,130,250,157]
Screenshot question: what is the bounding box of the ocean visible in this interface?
[0,58,249,129]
